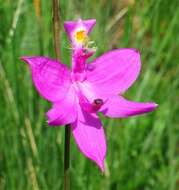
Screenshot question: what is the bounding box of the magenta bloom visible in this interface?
[21,19,157,171]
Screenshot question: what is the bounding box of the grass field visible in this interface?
[0,0,179,189]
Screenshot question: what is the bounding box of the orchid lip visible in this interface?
[73,28,87,45]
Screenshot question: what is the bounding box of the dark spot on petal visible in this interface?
[133,49,139,54]
[94,99,103,105]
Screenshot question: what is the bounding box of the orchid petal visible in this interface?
[72,106,106,171]
[46,86,77,126]
[100,95,158,118]
[64,19,96,41]
[87,49,141,96]
[21,56,71,102]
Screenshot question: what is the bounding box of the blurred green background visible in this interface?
[0,0,179,189]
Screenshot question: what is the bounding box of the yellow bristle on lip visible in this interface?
[75,30,86,42]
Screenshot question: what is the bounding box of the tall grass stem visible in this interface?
[52,1,71,190]
[52,0,60,60]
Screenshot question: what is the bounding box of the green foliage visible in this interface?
[0,0,179,189]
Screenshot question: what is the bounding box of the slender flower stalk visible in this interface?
[64,127,71,190]
[64,124,70,190]
[52,1,70,189]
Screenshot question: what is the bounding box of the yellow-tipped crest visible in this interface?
[74,30,87,43]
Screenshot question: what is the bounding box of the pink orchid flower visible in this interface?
[21,19,157,172]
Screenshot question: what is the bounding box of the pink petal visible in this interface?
[21,56,71,102]
[83,19,96,33]
[64,19,96,40]
[46,86,77,126]
[87,49,141,96]
[100,95,158,118]
[72,106,106,171]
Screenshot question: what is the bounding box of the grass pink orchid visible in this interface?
[21,19,157,172]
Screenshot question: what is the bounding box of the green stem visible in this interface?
[52,0,60,60]
[64,125,71,190]
[33,0,44,55]
[52,1,71,189]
